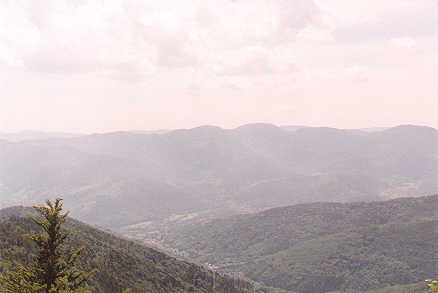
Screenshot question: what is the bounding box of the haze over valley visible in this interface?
[1,124,437,230]
[0,0,437,292]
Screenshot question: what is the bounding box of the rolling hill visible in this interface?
[0,206,264,293]
[161,195,438,293]
[0,124,437,231]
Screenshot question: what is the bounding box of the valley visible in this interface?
[0,124,436,292]
[149,195,438,293]
[1,124,437,231]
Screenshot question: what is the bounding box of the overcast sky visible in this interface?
[0,0,437,133]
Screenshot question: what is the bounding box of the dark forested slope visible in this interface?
[0,206,260,293]
[162,195,438,293]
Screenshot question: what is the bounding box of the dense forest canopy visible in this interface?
[0,201,263,293]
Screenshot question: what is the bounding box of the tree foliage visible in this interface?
[0,198,95,293]
[0,203,260,293]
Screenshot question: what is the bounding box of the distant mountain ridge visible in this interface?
[0,124,437,230]
[0,130,83,142]
[161,195,438,293]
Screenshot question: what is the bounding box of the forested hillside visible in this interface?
[0,206,263,293]
[0,124,437,231]
[161,195,438,293]
[362,282,426,293]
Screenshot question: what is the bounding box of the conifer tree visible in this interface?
[0,198,95,293]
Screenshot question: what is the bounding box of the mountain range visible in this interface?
[0,131,83,142]
[0,124,436,292]
[0,124,436,231]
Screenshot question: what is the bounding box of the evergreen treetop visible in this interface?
[0,198,95,293]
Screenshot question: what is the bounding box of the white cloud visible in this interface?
[326,0,437,43]
[0,0,437,132]
[0,0,321,79]
[390,37,417,48]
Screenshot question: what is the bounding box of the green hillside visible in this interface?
[363,282,426,293]
[0,206,261,293]
[161,195,438,293]
[326,282,427,293]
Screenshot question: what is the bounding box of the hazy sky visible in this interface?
[0,0,437,133]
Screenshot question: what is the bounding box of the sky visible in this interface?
[0,0,437,133]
